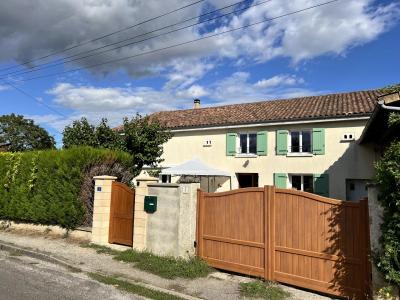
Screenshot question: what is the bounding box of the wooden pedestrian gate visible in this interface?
[109,181,135,247]
[196,186,371,299]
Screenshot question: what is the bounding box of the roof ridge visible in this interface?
[151,89,379,115]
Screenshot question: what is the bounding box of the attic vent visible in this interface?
[342,133,355,142]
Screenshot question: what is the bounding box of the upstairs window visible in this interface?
[239,133,257,154]
[289,130,311,153]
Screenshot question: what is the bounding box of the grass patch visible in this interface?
[80,243,119,255]
[240,280,290,300]
[8,250,23,256]
[88,272,183,300]
[114,249,212,279]
[80,243,212,279]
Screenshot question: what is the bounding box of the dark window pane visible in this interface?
[161,175,171,183]
[291,175,301,190]
[302,131,311,152]
[303,175,314,193]
[291,131,300,152]
[240,134,247,153]
[249,133,257,154]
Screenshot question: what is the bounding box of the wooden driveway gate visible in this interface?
[196,186,371,299]
[108,181,135,246]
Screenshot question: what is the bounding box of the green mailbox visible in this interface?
[144,196,157,213]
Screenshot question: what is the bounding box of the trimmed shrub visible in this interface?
[0,147,132,229]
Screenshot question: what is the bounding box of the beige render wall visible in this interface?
[146,183,199,258]
[161,119,377,200]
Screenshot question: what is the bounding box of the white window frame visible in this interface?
[237,133,257,155]
[289,174,314,192]
[288,130,312,154]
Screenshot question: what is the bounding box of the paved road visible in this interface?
[0,250,142,300]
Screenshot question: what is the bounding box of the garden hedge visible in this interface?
[0,147,132,229]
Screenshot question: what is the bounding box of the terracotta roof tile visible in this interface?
[116,90,380,130]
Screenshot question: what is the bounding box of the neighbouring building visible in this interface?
[132,90,384,201]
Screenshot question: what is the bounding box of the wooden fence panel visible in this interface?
[196,186,371,299]
[197,188,265,277]
[273,189,369,298]
[109,181,135,247]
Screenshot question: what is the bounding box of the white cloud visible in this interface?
[164,59,214,89]
[210,72,316,105]
[0,0,397,78]
[48,83,145,112]
[47,71,312,115]
[176,84,209,99]
[255,75,304,89]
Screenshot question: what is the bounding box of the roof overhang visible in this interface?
[359,92,400,145]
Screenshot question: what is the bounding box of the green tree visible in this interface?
[375,141,400,287]
[62,115,172,176]
[379,83,400,95]
[121,114,172,175]
[0,114,55,152]
[62,117,98,148]
[95,118,123,150]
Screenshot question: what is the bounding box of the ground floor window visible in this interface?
[237,173,258,188]
[161,174,171,183]
[290,174,314,193]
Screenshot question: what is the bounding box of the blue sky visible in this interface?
[0,0,399,146]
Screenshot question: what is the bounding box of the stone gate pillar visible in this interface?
[133,176,158,250]
[91,175,117,245]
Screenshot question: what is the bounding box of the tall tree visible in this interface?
[62,115,172,176]
[62,117,98,148]
[95,118,123,150]
[122,114,172,174]
[0,114,55,152]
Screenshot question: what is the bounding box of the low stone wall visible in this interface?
[144,182,199,258]
[0,220,91,241]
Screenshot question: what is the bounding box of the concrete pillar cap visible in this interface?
[93,175,118,180]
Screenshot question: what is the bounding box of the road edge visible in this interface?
[0,240,202,300]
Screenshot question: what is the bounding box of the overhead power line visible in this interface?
[1,0,273,78]
[11,0,341,83]
[0,0,206,74]
[0,79,68,120]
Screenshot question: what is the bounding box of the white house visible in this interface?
[139,90,381,201]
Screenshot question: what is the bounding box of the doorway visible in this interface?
[237,173,258,188]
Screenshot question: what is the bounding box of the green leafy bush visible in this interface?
[0,147,132,229]
[375,141,400,286]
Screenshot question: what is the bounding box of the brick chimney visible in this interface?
[194,98,201,109]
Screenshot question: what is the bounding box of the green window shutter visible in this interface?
[256,131,268,156]
[312,128,325,155]
[313,174,329,197]
[274,173,288,189]
[276,130,288,155]
[226,133,237,156]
